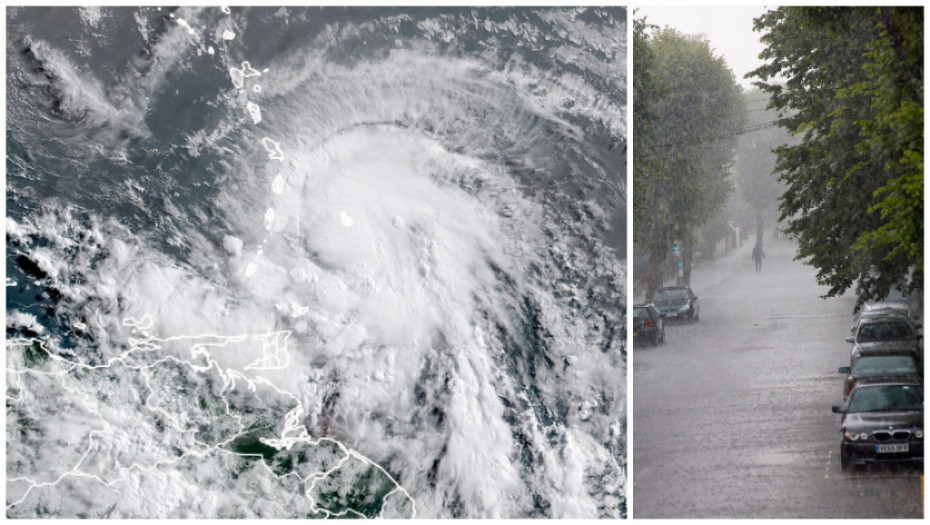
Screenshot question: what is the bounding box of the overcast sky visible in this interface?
[635,6,774,89]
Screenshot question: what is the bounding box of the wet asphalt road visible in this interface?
[633,237,923,518]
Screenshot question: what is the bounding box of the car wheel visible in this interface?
[840,448,852,473]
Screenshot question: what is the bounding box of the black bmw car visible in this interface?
[831,379,923,472]
[651,285,699,322]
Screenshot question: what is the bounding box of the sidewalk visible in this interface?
[633,238,754,304]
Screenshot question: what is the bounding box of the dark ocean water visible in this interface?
[6,7,626,518]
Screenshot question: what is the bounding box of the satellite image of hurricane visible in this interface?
[6,6,627,519]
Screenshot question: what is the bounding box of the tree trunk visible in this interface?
[645,247,667,302]
[682,237,693,286]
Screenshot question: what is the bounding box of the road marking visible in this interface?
[824,449,832,479]
[634,467,649,486]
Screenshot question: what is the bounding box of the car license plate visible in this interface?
[876,444,909,453]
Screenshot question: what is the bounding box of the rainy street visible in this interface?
[633,237,923,518]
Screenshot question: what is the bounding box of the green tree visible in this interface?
[749,7,923,306]
[733,89,792,244]
[632,14,668,298]
[634,23,745,299]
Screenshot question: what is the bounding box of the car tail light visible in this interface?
[845,379,855,396]
[644,319,654,328]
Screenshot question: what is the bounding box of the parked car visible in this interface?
[831,379,923,472]
[849,340,923,368]
[846,315,922,348]
[851,306,921,336]
[651,285,699,322]
[862,287,921,320]
[862,302,915,316]
[633,304,665,346]
[838,352,922,400]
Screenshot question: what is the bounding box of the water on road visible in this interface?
[633,237,922,518]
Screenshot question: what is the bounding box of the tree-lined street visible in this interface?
[633,238,922,518]
[633,7,923,517]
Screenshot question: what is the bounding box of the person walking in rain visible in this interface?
[752,242,765,273]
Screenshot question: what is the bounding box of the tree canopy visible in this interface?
[634,21,745,298]
[749,7,923,305]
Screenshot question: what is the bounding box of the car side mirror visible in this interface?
[831,405,845,414]
[838,366,850,374]
[845,337,854,344]
[692,296,699,300]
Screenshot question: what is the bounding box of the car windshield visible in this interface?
[847,384,923,412]
[654,288,688,301]
[852,356,918,376]
[856,321,913,342]
[633,307,649,319]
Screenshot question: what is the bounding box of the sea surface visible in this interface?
[6,7,626,518]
